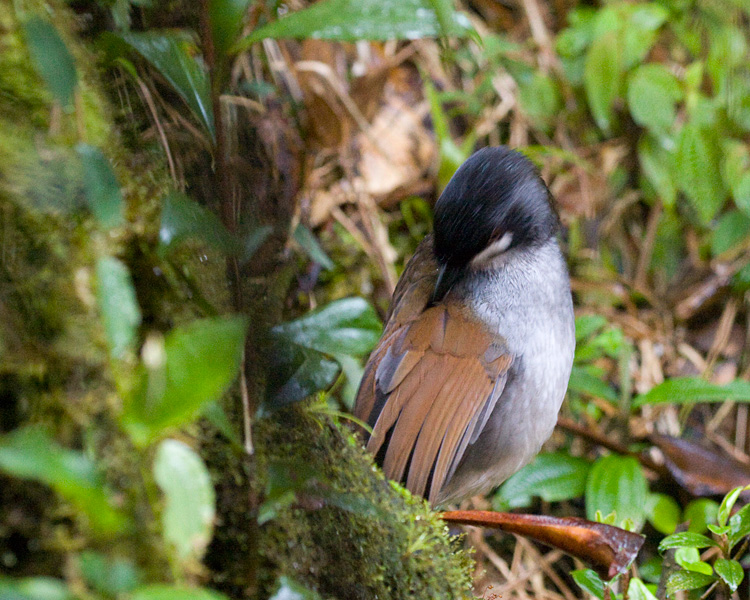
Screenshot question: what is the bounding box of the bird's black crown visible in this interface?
[433,146,559,267]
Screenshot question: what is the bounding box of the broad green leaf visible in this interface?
[627,578,658,600]
[633,377,750,407]
[638,135,677,207]
[269,576,323,600]
[675,123,726,224]
[494,452,590,510]
[684,499,718,533]
[584,32,621,132]
[568,366,618,403]
[620,4,668,69]
[293,224,334,270]
[153,439,216,561]
[714,558,743,592]
[96,256,141,360]
[711,210,750,256]
[665,571,716,596]
[110,32,215,141]
[123,317,248,444]
[627,64,682,133]
[23,17,77,108]
[718,485,747,527]
[585,455,648,530]
[209,0,251,59]
[159,192,236,255]
[0,577,72,600]
[518,73,562,124]
[733,173,750,217]
[265,345,340,410]
[242,225,273,264]
[131,585,230,600]
[674,548,712,575]
[235,0,472,49]
[645,493,681,535]
[77,144,124,228]
[728,504,750,548]
[575,314,607,342]
[658,532,718,552]
[78,551,140,596]
[272,297,381,357]
[571,569,604,599]
[0,427,126,533]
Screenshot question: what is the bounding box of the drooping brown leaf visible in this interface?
[441,511,644,580]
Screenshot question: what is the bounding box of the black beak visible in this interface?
[431,263,464,305]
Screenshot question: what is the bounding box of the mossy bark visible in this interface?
[0,2,475,598]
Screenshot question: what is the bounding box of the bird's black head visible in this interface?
[430,147,560,303]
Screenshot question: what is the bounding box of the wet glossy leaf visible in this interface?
[153,439,216,561]
[293,224,334,270]
[665,571,716,596]
[627,64,681,132]
[714,558,743,592]
[0,427,126,533]
[110,32,215,140]
[272,297,381,357]
[571,569,605,598]
[627,578,658,600]
[78,551,140,596]
[209,0,251,59]
[634,377,750,406]
[0,577,72,600]
[658,532,718,552]
[586,455,648,530]
[718,485,747,527]
[494,452,591,510]
[584,32,621,132]
[235,0,472,49]
[711,210,750,256]
[123,317,248,444]
[23,17,77,108]
[159,192,235,255]
[684,499,718,533]
[675,123,726,223]
[131,585,230,600]
[265,345,340,410]
[645,493,680,535]
[269,576,323,600]
[96,256,141,360]
[77,144,124,228]
[728,504,750,548]
[674,548,712,575]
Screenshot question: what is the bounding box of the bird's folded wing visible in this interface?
[354,302,513,504]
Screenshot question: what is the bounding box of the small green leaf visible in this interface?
[665,571,716,596]
[571,569,605,599]
[78,551,140,596]
[627,64,682,133]
[494,452,590,510]
[658,532,718,553]
[77,144,124,228]
[575,314,608,342]
[518,73,562,124]
[159,192,236,255]
[714,558,744,592]
[586,455,648,530]
[568,366,619,403]
[733,172,750,217]
[293,224,334,270]
[272,297,381,357]
[711,210,750,256]
[242,225,273,264]
[633,377,750,407]
[684,498,719,533]
[96,256,141,360]
[584,32,621,132]
[0,427,126,533]
[645,493,681,535]
[675,123,726,224]
[130,585,230,600]
[23,17,77,109]
[627,578,658,600]
[123,317,248,444]
[707,523,730,536]
[265,345,340,410]
[108,32,215,140]
[638,135,677,207]
[0,577,72,600]
[674,548,712,575]
[728,504,750,548]
[153,439,216,561]
[718,485,747,527]
[209,0,251,59]
[235,0,472,49]
[269,576,323,600]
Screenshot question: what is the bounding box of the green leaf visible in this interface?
[22,17,77,109]
[627,64,682,133]
[293,224,334,270]
[77,144,124,228]
[714,558,744,592]
[209,0,251,59]
[718,485,747,527]
[78,551,140,596]
[123,317,248,444]
[96,256,141,360]
[109,32,215,141]
[584,32,621,132]
[265,345,340,410]
[728,504,750,548]
[633,377,750,407]
[638,135,677,208]
[494,452,590,510]
[0,577,72,600]
[675,123,726,224]
[131,585,230,600]
[568,366,619,403]
[235,0,472,49]
[658,532,718,553]
[153,439,216,561]
[0,427,126,533]
[575,314,607,342]
[585,455,648,530]
[665,571,716,596]
[684,498,719,533]
[518,73,562,124]
[159,192,236,255]
[571,569,605,599]
[242,225,273,264]
[711,210,750,256]
[674,548,712,575]
[620,4,668,69]
[269,576,323,600]
[645,493,681,535]
[272,297,381,357]
[733,172,750,217]
[627,578,658,600]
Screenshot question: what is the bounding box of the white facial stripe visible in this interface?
[470,232,513,267]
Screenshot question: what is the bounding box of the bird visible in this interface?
[353,146,575,506]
